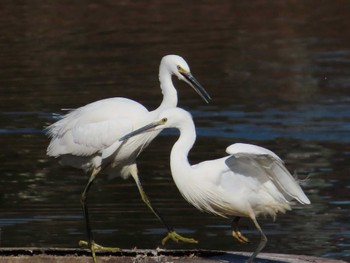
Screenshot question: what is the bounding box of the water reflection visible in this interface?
[0,0,349,261]
[192,100,350,142]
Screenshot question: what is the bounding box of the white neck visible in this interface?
[170,119,196,191]
[156,66,178,112]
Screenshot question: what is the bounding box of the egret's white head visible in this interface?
[161,55,190,80]
[155,108,192,129]
[160,55,211,103]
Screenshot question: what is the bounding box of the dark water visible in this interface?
[0,1,349,261]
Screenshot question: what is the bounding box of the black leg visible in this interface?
[80,167,100,263]
[246,216,267,263]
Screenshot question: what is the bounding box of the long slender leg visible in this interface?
[79,167,120,263]
[79,167,100,263]
[231,216,249,244]
[129,164,198,245]
[246,216,268,263]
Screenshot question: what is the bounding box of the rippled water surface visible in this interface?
[0,1,349,261]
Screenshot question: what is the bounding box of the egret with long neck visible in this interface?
[120,107,310,263]
[46,55,211,263]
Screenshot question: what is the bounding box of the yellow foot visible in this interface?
[161,231,198,246]
[232,230,249,244]
[79,240,121,263]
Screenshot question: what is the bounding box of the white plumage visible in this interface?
[120,107,310,263]
[47,98,149,176]
[46,55,211,263]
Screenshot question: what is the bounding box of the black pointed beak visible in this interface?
[180,72,211,103]
[119,121,163,141]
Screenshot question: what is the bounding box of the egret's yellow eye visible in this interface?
[161,118,168,123]
[177,65,187,74]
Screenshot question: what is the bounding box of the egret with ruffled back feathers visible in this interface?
[46,55,211,263]
[120,107,310,263]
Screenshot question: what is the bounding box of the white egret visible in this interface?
[120,107,311,263]
[46,55,211,262]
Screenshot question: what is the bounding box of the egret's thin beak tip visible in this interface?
[180,72,211,101]
[201,92,212,104]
